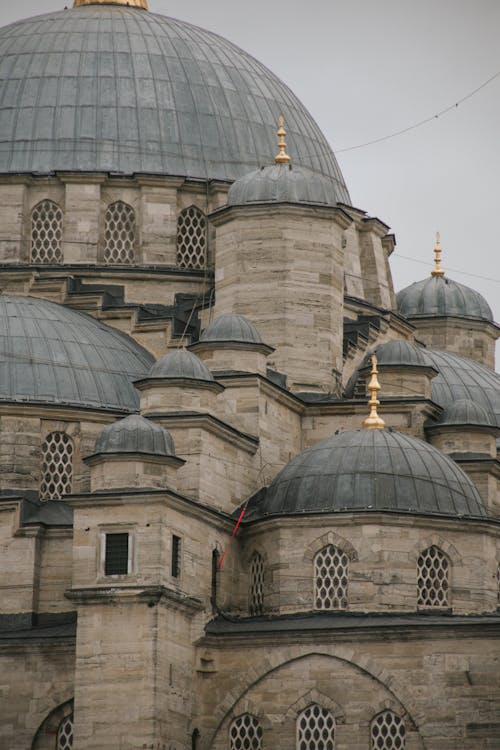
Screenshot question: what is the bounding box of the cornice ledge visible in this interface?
[65,585,204,613]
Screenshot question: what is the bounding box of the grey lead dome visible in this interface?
[227,164,342,207]
[249,428,486,519]
[200,314,263,345]
[0,4,350,199]
[397,276,493,321]
[95,414,176,456]
[0,295,153,411]
[149,349,214,381]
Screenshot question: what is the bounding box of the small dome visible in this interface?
[95,414,175,456]
[250,428,486,519]
[374,340,429,367]
[227,164,340,207]
[397,276,493,322]
[200,314,263,345]
[436,399,493,427]
[149,349,214,381]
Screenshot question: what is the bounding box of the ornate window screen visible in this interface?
[314,545,349,610]
[370,711,405,750]
[57,714,74,750]
[249,552,264,615]
[417,546,449,608]
[40,432,74,501]
[104,201,136,264]
[297,704,335,750]
[177,206,207,269]
[30,200,63,264]
[229,714,263,750]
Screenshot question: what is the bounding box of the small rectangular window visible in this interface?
[105,533,129,576]
[172,535,182,578]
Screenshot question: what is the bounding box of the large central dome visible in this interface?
[0,5,350,200]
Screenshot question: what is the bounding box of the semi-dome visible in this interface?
[0,4,350,199]
[149,349,214,381]
[397,276,493,322]
[423,349,500,427]
[434,399,494,428]
[227,164,341,207]
[94,414,175,456]
[248,428,486,520]
[0,295,153,411]
[200,314,263,345]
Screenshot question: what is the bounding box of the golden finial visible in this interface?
[275,115,291,164]
[363,353,386,430]
[431,231,445,277]
[74,0,149,9]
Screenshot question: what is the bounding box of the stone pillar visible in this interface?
[138,176,183,265]
[60,175,104,264]
[358,217,396,310]
[211,204,350,393]
[0,179,29,262]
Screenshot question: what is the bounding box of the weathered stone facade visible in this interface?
[0,2,499,750]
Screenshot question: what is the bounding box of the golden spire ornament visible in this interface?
[362,353,386,430]
[431,231,445,277]
[275,115,291,164]
[74,0,149,9]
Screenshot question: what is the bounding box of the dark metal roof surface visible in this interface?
[95,413,175,455]
[0,5,350,197]
[250,428,487,519]
[397,275,493,322]
[437,398,494,427]
[423,349,500,428]
[149,348,214,381]
[0,295,153,411]
[227,163,342,206]
[200,313,263,345]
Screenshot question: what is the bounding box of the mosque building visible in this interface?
[0,1,499,749]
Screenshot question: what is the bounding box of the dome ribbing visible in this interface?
[95,414,175,456]
[0,5,350,197]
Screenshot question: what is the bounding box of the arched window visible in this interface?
[177,205,207,269]
[371,710,405,750]
[297,704,335,750]
[314,545,349,610]
[104,201,136,264]
[30,199,63,264]
[40,432,74,501]
[229,714,263,750]
[249,552,264,616]
[417,546,450,608]
[56,713,74,750]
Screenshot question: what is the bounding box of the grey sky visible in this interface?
[3,0,500,323]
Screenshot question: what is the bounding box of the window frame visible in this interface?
[99,525,136,580]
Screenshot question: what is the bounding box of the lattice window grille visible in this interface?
[371,711,405,750]
[57,714,74,750]
[177,206,207,269]
[229,714,263,750]
[30,200,63,264]
[104,201,136,264]
[297,704,335,750]
[40,432,74,501]
[314,545,349,610]
[417,546,449,608]
[249,552,264,616]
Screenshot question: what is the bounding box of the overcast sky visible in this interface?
[2,0,500,324]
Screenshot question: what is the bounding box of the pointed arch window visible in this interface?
[249,551,264,616]
[297,704,335,750]
[104,201,136,264]
[229,714,263,750]
[417,546,450,608]
[30,199,63,264]
[314,545,349,610]
[40,432,74,501]
[177,205,207,269]
[56,713,74,750]
[370,710,405,750]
